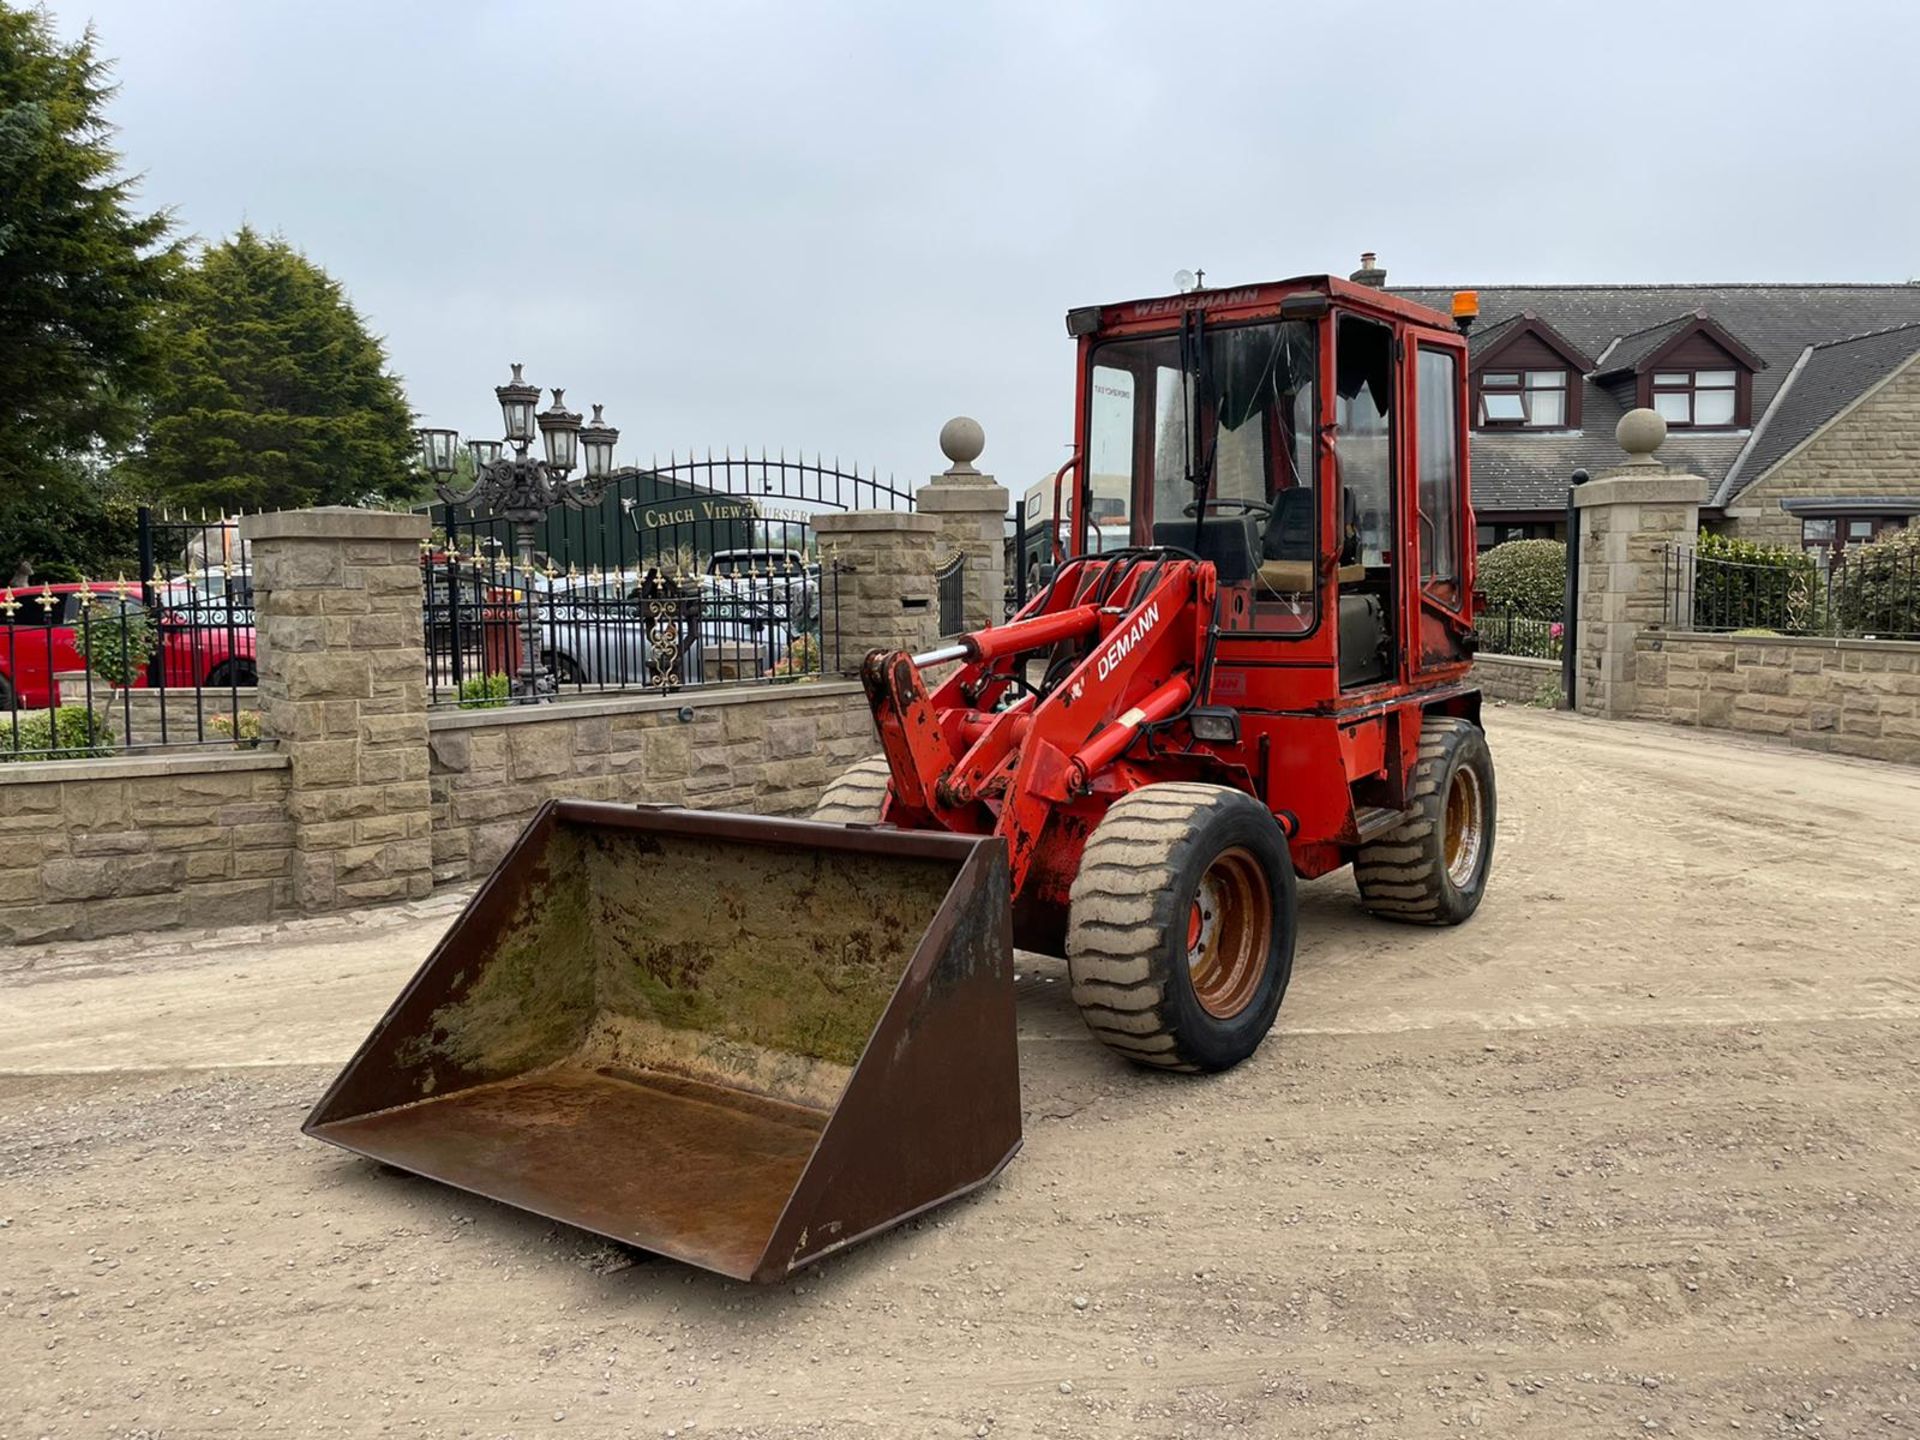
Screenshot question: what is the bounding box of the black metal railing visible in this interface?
[1476,606,1564,659]
[0,509,257,761]
[420,543,840,705]
[428,451,908,579]
[421,451,901,705]
[1664,542,1920,640]
[936,552,966,636]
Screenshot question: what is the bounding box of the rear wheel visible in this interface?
[1066,783,1296,1073]
[1354,717,1496,925]
[811,756,892,825]
[206,660,256,688]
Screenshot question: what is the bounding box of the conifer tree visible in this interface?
[0,5,180,580]
[138,226,418,513]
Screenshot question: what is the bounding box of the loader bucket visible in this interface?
[304,801,1019,1284]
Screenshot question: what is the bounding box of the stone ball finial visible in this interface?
[1616,407,1667,466]
[939,416,985,474]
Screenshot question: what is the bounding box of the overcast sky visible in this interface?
[47,0,1920,495]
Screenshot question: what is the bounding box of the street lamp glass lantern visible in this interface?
[468,438,503,473]
[579,403,619,481]
[416,426,461,475]
[537,388,582,475]
[495,362,542,445]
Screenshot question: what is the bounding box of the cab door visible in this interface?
[1407,337,1473,674]
[1331,313,1399,690]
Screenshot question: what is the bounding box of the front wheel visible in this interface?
[811,756,891,825]
[1354,717,1496,925]
[1066,784,1296,1073]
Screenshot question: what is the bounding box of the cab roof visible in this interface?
[1071,274,1458,339]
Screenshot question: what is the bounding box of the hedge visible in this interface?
[1831,524,1920,636]
[1,706,118,761]
[1476,539,1565,620]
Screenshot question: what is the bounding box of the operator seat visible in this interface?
[1261,487,1314,562]
[1150,514,1259,584]
[1254,487,1365,594]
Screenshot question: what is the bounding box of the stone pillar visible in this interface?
[813,510,941,673]
[914,416,1010,634]
[240,507,433,910]
[1572,411,1707,719]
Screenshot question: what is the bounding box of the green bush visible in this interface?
[2,706,117,761]
[1691,530,1816,632]
[1476,539,1566,620]
[1831,524,1920,636]
[457,674,511,709]
[71,599,156,686]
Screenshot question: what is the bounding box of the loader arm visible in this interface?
[862,553,1217,899]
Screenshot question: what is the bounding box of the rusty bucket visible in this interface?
[305,801,1019,1283]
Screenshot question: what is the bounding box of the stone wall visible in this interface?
[815,511,940,669]
[1571,467,1705,719]
[0,752,292,944]
[427,680,877,882]
[919,483,1007,635]
[241,508,434,911]
[54,672,262,748]
[1633,630,1920,764]
[1473,654,1560,707]
[1724,353,1920,547]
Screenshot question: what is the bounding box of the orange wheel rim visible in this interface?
[1443,765,1486,889]
[1185,847,1272,1020]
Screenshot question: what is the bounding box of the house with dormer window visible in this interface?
[1352,261,1920,552]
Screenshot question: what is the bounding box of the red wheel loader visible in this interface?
[307,273,1494,1283]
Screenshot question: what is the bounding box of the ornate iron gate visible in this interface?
[423,452,913,703]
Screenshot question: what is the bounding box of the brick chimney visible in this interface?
[1349,251,1387,288]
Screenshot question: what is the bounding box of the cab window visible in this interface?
[1085,319,1317,627]
[1416,346,1461,591]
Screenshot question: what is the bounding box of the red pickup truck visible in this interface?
[0,583,256,710]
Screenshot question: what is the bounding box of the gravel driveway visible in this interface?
[4,707,1918,1439]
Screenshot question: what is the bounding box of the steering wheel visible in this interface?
[1181,497,1272,519]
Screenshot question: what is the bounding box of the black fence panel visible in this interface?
[422,453,900,704]
[419,542,842,706]
[936,552,966,637]
[1475,606,1564,659]
[0,509,256,761]
[1663,542,1919,640]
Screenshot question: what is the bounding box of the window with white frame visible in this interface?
[1651,369,1737,427]
[1477,369,1568,427]
[1801,513,1908,553]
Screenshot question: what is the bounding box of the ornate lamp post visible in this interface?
[415,364,620,699]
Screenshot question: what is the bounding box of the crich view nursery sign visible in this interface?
[622,495,814,534]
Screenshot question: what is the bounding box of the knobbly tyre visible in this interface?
[308,271,1496,1283]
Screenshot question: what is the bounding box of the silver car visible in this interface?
[533,578,795,687]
